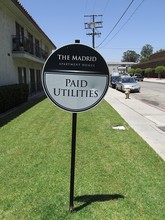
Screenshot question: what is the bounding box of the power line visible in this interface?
[102,0,111,14]
[96,0,135,48]
[84,0,88,15]
[101,0,146,47]
[92,0,98,13]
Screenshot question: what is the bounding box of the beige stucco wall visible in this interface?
[0,0,55,87]
[0,1,17,85]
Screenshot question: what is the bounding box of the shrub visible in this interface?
[128,68,135,75]
[155,66,165,78]
[144,68,153,77]
[0,84,28,114]
[135,68,142,73]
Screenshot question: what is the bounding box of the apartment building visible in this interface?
[0,0,56,94]
[132,51,165,78]
[107,61,136,75]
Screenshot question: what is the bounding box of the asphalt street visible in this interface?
[105,78,165,161]
[132,80,165,110]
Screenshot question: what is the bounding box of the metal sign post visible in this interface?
[69,113,77,211]
[42,43,109,212]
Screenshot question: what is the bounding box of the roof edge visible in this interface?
[12,0,56,49]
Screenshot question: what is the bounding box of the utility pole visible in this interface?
[84,15,103,48]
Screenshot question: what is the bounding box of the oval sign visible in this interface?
[42,43,109,112]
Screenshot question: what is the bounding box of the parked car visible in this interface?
[133,73,144,81]
[116,76,141,92]
[110,75,120,88]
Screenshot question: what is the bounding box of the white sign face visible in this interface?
[42,44,109,112]
[44,72,107,112]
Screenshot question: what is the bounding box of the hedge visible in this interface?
[0,84,28,114]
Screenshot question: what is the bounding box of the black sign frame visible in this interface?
[42,43,109,113]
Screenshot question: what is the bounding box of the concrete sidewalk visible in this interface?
[143,77,165,83]
[104,85,165,161]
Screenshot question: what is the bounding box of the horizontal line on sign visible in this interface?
[44,69,108,76]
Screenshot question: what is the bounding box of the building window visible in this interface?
[30,69,36,94]
[16,22,24,43]
[15,22,24,50]
[35,39,40,57]
[36,70,42,91]
[18,67,26,84]
[28,32,34,54]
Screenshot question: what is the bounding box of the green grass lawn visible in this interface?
[0,98,164,220]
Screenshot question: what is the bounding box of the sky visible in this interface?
[19,0,165,61]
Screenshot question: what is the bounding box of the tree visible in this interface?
[128,68,135,76]
[155,49,165,53]
[122,50,140,62]
[140,44,153,59]
[145,68,153,78]
[135,68,142,73]
[140,57,149,63]
[155,66,165,79]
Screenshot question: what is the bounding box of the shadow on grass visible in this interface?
[74,194,125,211]
[0,94,46,127]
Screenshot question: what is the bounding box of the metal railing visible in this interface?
[12,36,49,60]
